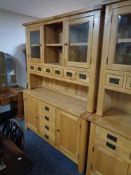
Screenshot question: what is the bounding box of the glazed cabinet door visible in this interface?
[24,94,38,133]
[108,5,131,71]
[56,110,80,163]
[91,145,129,175]
[65,16,94,68]
[27,25,43,62]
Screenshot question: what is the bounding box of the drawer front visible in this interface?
[76,71,89,83]
[106,74,124,88]
[36,66,43,73]
[40,114,55,128]
[39,127,55,144]
[29,65,36,72]
[53,68,63,77]
[40,123,55,133]
[126,77,131,90]
[44,67,52,75]
[39,101,55,116]
[95,126,131,160]
[64,70,75,80]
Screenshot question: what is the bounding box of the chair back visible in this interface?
[1,119,24,150]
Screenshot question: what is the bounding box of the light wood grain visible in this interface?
[24,87,87,117]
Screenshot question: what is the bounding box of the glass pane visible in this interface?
[114,14,131,65]
[69,22,89,43]
[31,46,40,58]
[30,31,40,44]
[69,46,87,62]
[115,43,131,65]
[117,14,131,38]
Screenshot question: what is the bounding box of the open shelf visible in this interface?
[46,43,63,47]
[117,38,131,43]
[25,87,87,117]
[45,46,63,65]
[45,22,63,44]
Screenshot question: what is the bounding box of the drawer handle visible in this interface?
[30,66,34,70]
[45,125,49,130]
[45,116,49,121]
[106,142,116,150]
[109,78,119,85]
[79,74,86,80]
[66,72,72,77]
[45,106,49,111]
[107,134,117,142]
[55,70,60,75]
[45,134,49,139]
[46,69,50,73]
[38,67,42,71]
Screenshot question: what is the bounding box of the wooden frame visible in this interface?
[65,16,94,68]
[27,25,44,62]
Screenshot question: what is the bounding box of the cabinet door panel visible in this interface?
[27,26,43,62]
[24,95,38,132]
[108,6,131,71]
[65,16,94,68]
[92,145,128,175]
[56,110,80,162]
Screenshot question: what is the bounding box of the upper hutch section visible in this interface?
[24,6,103,113]
[25,6,102,68]
[104,1,131,72]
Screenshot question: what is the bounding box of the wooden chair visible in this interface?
[1,119,24,150]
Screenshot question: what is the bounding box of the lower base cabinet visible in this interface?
[24,94,88,173]
[56,110,80,163]
[87,123,131,175]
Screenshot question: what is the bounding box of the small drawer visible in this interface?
[39,101,55,116]
[96,126,131,158]
[39,127,55,144]
[126,77,131,90]
[64,70,75,80]
[76,71,89,83]
[53,68,63,77]
[36,66,43,73]
[29,65,36,72]
[44,67,52,75]
[40,123,55,133]
[106,74,124,88]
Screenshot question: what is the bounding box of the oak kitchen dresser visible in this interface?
[23,4,104,173]
[87,1,131,175]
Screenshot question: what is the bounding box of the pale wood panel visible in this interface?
[56,110,80,163]
[24,94,38,133]
[24,87,87,117]
[42,77,88,101]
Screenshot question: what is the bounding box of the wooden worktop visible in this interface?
[24,87,87,117]
[88,110,131,140]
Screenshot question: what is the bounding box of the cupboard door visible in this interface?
[92,145,129,175]
[65,16,94,68]
[24,95,38,133]
[108,5,131,71]
[56,110,80,163]
[27,26,43,62]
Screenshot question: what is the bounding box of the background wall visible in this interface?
[0,9,36,88]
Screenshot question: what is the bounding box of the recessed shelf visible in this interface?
[70,43,87,46]
[30,44,41,47]
[117,38,131,43]
[46,43,63,47]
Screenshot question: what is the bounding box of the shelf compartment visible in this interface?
[126,77,131,90]
[45,22,63,44]
[45,46,63,65]
[46,44,63,47]
[43,67,52,75]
